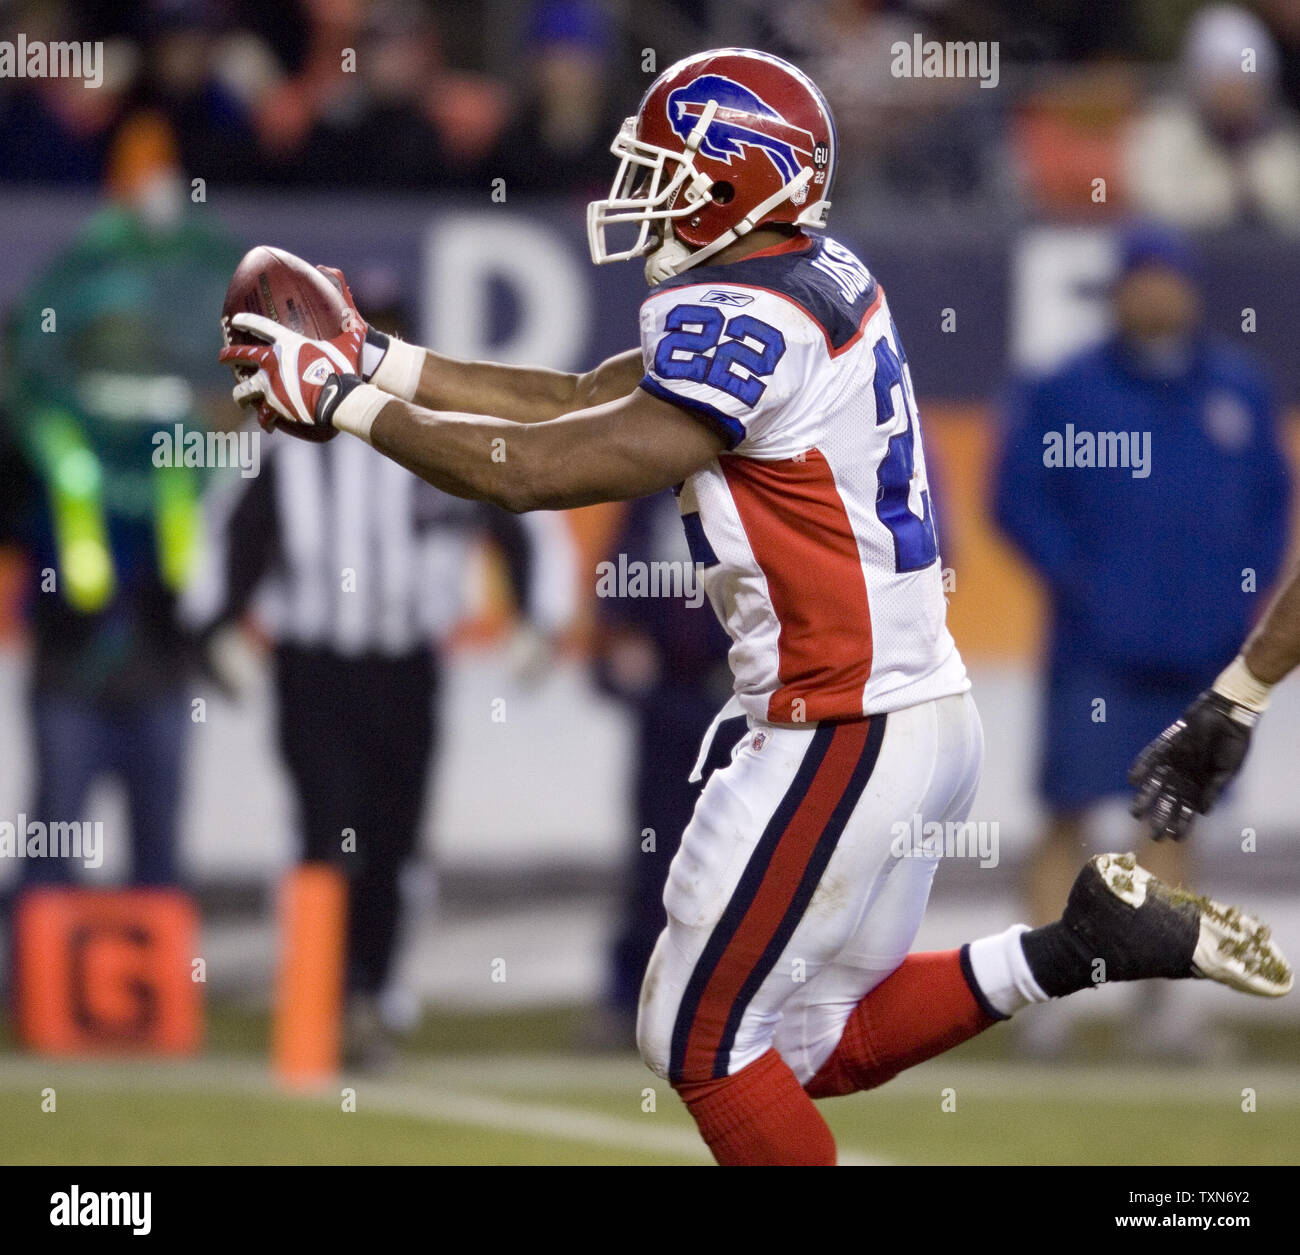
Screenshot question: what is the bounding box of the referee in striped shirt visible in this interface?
[188,281,575,1066]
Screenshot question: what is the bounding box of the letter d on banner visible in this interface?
[425,215,589,368]
[273,863,346,1088]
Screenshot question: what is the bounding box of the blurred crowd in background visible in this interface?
[5,0,1300,225]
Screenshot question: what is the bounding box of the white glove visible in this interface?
[220,312,357,429]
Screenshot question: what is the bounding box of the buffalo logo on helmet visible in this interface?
[666,74,815,184]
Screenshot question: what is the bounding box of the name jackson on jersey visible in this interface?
[638,233,968,726]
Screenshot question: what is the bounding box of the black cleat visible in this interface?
[1062,853,1292,997]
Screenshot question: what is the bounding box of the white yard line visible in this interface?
[359,1082,713,1161]
[405,1053,1300,1103]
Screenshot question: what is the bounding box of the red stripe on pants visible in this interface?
[679,720,873,1082]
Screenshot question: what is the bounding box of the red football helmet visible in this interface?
[588,48,837,284]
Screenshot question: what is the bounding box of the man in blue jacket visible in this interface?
[994,222,1291,1052]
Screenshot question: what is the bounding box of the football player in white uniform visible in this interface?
[221,49,1293,1165]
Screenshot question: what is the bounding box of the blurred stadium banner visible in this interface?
[1,193,1299,402]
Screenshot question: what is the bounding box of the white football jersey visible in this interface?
[638,233,968,724]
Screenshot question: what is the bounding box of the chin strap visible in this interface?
[643,167,816,286]
[644,237,697,285]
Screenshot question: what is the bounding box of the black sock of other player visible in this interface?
[1018,921,1103,998]
[1019,876,1200,997]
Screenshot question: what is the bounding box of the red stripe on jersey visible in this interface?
[721,449,873,723]
[678,720,875,1082]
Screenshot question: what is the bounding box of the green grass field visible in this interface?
[2,1006,1298,1165]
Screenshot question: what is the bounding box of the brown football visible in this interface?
[221,245,349,442]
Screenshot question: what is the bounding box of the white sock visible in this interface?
[967,924,1051,1017]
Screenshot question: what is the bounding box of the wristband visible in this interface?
[368,334,424,401]
[328,380,391,444]
[1212,654,1273,717]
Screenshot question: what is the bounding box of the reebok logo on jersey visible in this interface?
[700,290,755,306]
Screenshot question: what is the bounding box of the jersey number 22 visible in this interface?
[653,305,786,407]
[872,325,939,573]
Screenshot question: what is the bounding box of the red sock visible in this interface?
[806,949,998,1099]
[675,1048,837,1166]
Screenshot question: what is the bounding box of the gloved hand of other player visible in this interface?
[1128,691,1254,841]
[219,312,362,432]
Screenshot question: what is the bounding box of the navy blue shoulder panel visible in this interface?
[648,236,878,351]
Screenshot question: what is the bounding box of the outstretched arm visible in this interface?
[395,346,647,423]
[356,383,726,511]
[318,262,646,423]
[219,310,725,505]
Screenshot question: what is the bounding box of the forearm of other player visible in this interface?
[1201,559,1300,724]
[331,382,725,512]
[1238,559,1300,688]
[372,339,645,423]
